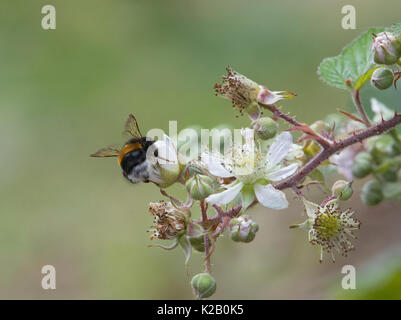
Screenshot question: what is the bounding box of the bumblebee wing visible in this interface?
[90,145,121,157]
[123,114,143,139]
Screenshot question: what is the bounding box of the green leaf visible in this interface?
[318,27,384,90]
[308,168,325,183]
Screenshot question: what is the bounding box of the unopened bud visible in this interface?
[371,135,401,163]
[252,117,278,140]
[381,165,399,182]
[352,152,373,178]
[332,180,353,201]
[371,68,394,90]
[372,32,401,65]
[361,179,384,206]
[230,215,259,243]
[185,174,215,200]
[187,223,206,252]
[191,273,216,299]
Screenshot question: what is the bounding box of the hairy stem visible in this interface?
[275,113,401,190]
[352,89,371,127]
[200,200,211,273]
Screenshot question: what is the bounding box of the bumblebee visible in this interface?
[90,114,157,184]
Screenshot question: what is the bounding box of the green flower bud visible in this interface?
[185,174,215,200]
[361,180,384,206]
[371,68,394,90]
[187,223,207,252]
[230,215,259,243]
[191,273,216,299]
[352,152,373,178]
[372,32,401,65]
[332,180,353,201]
[371,135,401,163]
[381,165,399,182]
[189,236,205,252]
[252,117,278,140]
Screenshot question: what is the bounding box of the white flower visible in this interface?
[202,131,298,210]
[291,199,360,262]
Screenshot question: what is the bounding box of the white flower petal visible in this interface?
[302,199,319,218]
[266,132,293,168]
[267,163,298,181]
[154,134,178,164]
[254,183,288,210]
[206,182,243,205]
[330,147,356,180]
[201,151,233,178]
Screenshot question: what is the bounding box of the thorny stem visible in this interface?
[352,89,372,127]
[262,103,332,148]
[200,200,211,273]
[262,103,302,127]
[274,113,401,190]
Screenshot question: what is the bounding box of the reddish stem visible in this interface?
[352,89,371,127]
[274,113,401,190]
[200,200,211,273]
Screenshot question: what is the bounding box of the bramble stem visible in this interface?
[274,113,401,190]
[200,200,211,273]
[262,103,302,126]
[352,89,371,127]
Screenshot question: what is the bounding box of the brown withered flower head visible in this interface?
[214,67,296,119]
[214,67,260,114]
[148,201,187,240]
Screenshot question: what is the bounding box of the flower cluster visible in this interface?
[92,24,401,298]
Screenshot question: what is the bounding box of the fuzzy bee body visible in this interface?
[91,114,159,185]
[119,137,156,184]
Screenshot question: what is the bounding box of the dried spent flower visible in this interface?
[214,67,260,113]
[290,199,361,262]
[214,67,296,119]
[148,201,187,240]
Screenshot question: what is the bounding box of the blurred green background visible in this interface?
[1,0,401,299]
